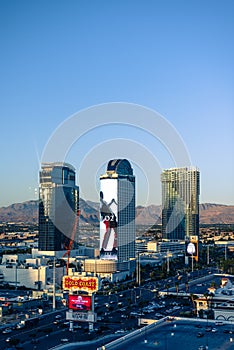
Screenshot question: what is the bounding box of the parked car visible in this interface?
[61,338,69,343]
[2,328,12,334]
[16,322,25,329]
[196,332,204,338]
[205,326,212,332]
[195,324,202,328]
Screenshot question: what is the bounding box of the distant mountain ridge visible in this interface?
[0,200,233,225]
[199,203,234,224]
[0,200,38,224]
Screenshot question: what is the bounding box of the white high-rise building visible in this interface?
[100,159,135,263]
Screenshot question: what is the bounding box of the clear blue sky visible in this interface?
[0,0,233,207]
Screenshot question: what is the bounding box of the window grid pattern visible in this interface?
[161,167,200,240]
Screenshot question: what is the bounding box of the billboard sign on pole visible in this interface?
[63,276,99,292]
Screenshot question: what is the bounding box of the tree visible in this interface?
[203,292,214,319]
[198,309,204,318]
[175,282,179,296]
[220,258,234,274]
[190,293,198,311]
[165,283,170,295]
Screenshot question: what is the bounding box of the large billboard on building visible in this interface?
[185,235,199,262]
[68,295,92,311]
[63,276,99,293]
[100,178,118,260]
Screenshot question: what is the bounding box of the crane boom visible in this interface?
[63,209,80,275]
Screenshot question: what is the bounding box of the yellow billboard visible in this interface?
[63,276,99,293]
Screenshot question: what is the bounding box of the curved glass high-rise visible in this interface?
[100,159,135,263]
[38,162,79,251]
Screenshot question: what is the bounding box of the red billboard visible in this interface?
[68,295,92,311]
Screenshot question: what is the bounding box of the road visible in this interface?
[1,268,230,349]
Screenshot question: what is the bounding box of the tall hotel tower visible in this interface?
[38,162,79,251]
[100,159,135,263]
[161,167,200,240]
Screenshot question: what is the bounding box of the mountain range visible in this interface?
[0,200,233,226]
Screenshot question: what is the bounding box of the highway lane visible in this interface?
[1,267,226,349]
[1,309,67,349]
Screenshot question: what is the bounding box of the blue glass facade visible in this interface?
[38,162,79,251]
[161,167,200,240]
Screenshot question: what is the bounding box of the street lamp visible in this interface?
[230,320,233,343]
[144,326,147,343]
[15,262,18,290]
[131,289,136,304]
[53,256,56,310]
[205,312,209,350]
[136,252,141,286]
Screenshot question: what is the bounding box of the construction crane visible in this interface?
[63,209,80,275]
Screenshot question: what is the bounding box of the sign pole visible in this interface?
[89,293,95,332]
[53,256,56,310]
[69,319,74,332]
[69,291,74,332]
[63,275,98,331]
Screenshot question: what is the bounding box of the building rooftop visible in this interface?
[106,159,133,175]
[41,162,76,172]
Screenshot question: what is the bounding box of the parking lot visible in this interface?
[101,318,234,350]
[49,318,234,350]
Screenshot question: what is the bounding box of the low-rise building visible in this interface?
[194,277,234,321]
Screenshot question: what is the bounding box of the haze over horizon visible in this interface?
[0,1,233,207]
[0,197,233,211]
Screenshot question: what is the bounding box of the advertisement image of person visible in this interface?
[69,295,91,310]
[75,295,85,309]
[100,191,117,255]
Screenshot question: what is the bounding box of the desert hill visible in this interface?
[0,200,233,225]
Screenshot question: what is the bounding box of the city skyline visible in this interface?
[0,1,233,207]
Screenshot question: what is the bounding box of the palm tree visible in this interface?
[190,293,195,308]
[175,282,179,296]
[190,293,198,315]
[165,283,170,295]
[203,292,213,319]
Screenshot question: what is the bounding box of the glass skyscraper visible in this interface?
[100,159,135,263]
[161,167,200,240]
[38,162,79,251]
